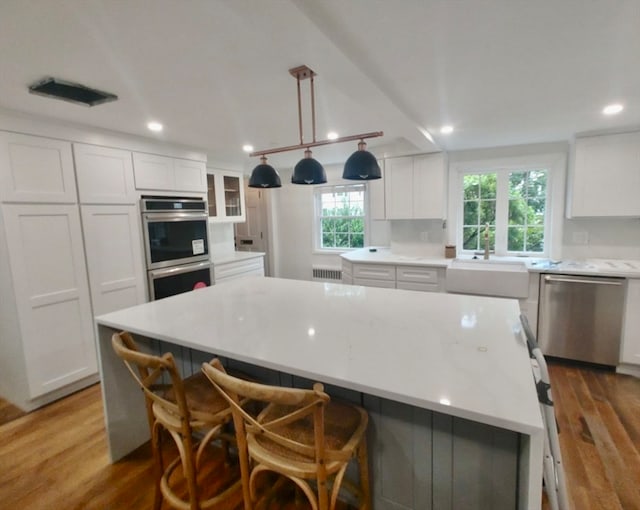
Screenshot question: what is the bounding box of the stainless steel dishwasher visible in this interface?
[538,273,625,365]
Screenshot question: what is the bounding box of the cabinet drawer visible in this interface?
[353,278,396,289]
[214,258,264,282]
[396,281,440,293]
[396,266,440,284]
[353,264,396,281]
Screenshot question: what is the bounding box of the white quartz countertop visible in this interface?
[341,248,450,267]
[210,251,265,265]
[96,276,543,435]
[342,247,640,278]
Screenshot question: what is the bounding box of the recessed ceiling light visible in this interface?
[147,121,163,132]
[327,131,339,140]
[440,125,454,134]
[602,103,624,115]
[242,144,254,153]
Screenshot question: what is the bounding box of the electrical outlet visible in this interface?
[420,231,429,242]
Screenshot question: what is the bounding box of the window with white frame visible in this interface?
[460,168,549,255]
[314,184,366,250]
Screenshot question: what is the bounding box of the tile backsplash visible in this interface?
[208,222,235,256]
[562,217,640,260]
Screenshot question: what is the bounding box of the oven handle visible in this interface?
[143,211,209,221]
[148,261,211,279]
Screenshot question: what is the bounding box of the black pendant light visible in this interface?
[343,140,381,180]
[248,156,282,188]
[291,149,327,184]
[248,65,383,185]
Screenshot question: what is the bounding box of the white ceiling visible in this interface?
[1,0,639,171]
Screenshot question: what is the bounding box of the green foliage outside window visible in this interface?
[462,170,547,253]
[318,188,365,249]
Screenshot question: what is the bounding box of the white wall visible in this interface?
[208,222,235,256]
[271,170,314,280]
[562,217,640,260]
[268,142,640,282]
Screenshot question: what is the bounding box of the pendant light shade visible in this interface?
[343,140,381,180]
[249,156,282,188]
[291,149,327,184]
[248,65,383,186]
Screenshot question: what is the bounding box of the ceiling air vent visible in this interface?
[28,77,118,107]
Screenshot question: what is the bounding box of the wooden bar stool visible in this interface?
[201,359,371,510]
[112,331,242,510]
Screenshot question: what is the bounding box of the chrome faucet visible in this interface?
[483,223,490,260]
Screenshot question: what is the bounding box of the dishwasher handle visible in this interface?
[543,275,623,286]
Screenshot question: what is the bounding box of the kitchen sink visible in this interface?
[446,258,530,298]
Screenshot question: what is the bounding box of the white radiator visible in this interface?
[312,267,342,282]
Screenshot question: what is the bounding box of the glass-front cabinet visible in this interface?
[206,169,246,223]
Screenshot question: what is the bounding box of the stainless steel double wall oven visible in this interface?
[141,196,212,300]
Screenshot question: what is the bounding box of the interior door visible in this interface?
[234,179,270,274]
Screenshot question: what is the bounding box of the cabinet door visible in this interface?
[570,132,640,217]
[369,159,386,220]
[621,279,640,365]
[222,172,245,221]
[207,169,247,222]
[3,204,97,397]
[413,153,446,219]
[385,157,414,219]
[74,144,136,204]
[0,132,77,203]
[174,158,207,193]
[81,205,146,314]
[132,152,175,191]
[213,257,264,283]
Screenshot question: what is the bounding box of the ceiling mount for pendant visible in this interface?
[248,65,383,188]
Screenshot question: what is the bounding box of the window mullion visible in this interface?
[494,171,509,256]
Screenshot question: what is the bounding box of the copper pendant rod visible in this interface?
[310,74,317,143]
[296,74,304,145]
[249,131,384,158]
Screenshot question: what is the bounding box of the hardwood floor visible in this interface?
[547,362,640,510]
[0,362,638,509]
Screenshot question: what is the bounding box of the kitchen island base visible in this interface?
[97,330,533,510]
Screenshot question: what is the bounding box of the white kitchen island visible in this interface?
[95,276,544,510]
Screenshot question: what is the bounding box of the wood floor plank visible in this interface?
[1,363,639,510]
[548,362,640,510]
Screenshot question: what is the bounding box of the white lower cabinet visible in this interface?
[213,256,264,284]
[346,261,445,292]
[396,266,444,292]
[1,203,97,401]
[80,205,146,314]
[352,263,396,288]
[341,260,353,284]
[620,279,640,373]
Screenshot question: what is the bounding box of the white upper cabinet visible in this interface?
[174,158,208,192]
[133,152,206,193]
[207,169,246,222]
[384,153,447,219]
[568,131,640,217]
[385,156,414,219]
[368,159,386,220]
[73,144,136,204]
[0,132,77,203]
